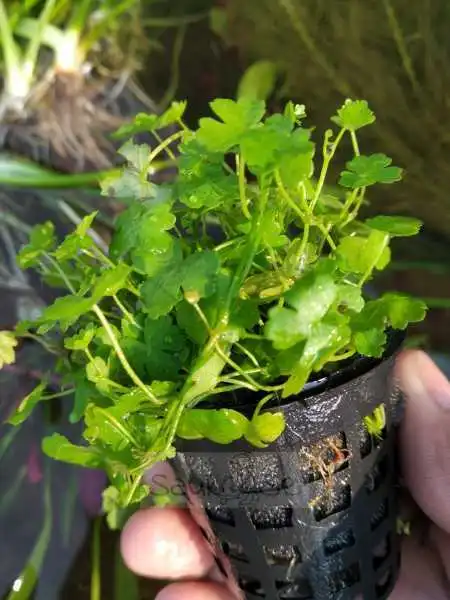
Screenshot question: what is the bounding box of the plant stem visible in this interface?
[237,154,251,220]
[192,302,211,333]
[275,170,309,215]
[91,517,101,600]
[148,131,184,165]
[68,0,93,32]
[350,130,360,156]
[327,349,355,362]
[92,305,161,405]
[358,233,390,286]
[310,128,346,213]
[21,332,59,355]
[213,343,282,392]
[41,388,76,401]
[23,0,57,81]
[0,0,24,98]
[153,132,175,160]
[113,295,139,327]
[234,341,260,367]
[224,190,268,314]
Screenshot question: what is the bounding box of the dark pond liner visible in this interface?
[172,331,405,600]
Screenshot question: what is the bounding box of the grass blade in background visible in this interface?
[90,518,101,600]
[114,539,139,600]
[5,469,52,600]
[0,155,119,188]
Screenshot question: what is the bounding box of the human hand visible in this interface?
[120,350,450,599]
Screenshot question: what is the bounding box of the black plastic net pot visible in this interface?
[171,332,405,600]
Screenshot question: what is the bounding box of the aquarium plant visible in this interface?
[1,98,427,599]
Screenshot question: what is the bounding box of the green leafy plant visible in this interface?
[1,97,427,524]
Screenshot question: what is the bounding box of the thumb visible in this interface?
[397,350,450,533]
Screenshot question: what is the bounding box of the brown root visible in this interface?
[1,71,132,173]
[300,434,351,515]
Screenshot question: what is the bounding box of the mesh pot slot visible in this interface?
[328,563,361,594]
[375,567,394,597]
[239,577,266,597]
[370,499,389,531]
[372,536,391,569]
[263,544,302,566]
[222,540,250,563]
[229,453,286,493]
[205,502,235,526]
[311,481,352,522]
[323,528,356,556]
[365,456,389,494]
[250,506,293,530]
[359,424,388,459]
[276,581,313,600]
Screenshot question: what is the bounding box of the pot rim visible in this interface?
[200,328,405,412]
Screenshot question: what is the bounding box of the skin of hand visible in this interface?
[120,350,450,600]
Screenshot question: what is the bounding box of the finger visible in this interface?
[397,350,450,533]
[156,582,233,600]
[389,532,449,600]
[121,506,214,579]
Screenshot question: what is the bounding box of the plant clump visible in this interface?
[0,0,154,171]
[0,97,426,525]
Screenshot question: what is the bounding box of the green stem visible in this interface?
[298,222,310,264]
[68,0,93,32]
[23,0,57,80]
[44,253,76,292]
[96,407,141,448]
[253,392,277,418]
[0,0,23,93]
[219,378,258,392]
[310,128,346,213]
[327,349,355,362]
[91,517,101,600]
[92,305,161,405]
[113,295,139,327]
[275,170,309,215]
[124,474,144,509]
[192,302,211,333]
[21,332,59,355]
[213,343,282,392]
[234,341,260,367]
[359,233,389,286]
[338,189,359,224]
[148,131,184,165]
[40,388,76,401]
[275,170,307,219]
[153,131,175,160]
[224,190,268,314]
[237,154,251,220]
[350,130,360,156]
